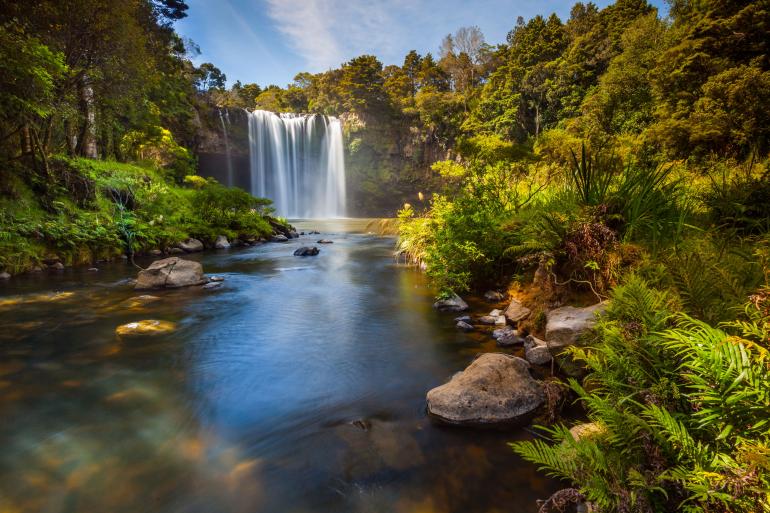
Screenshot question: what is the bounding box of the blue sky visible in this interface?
[175,0,668,88]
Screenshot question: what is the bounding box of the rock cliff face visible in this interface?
[194,106,449,217]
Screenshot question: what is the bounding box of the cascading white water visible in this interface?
[218,108,234,187]
[247,109,346,218]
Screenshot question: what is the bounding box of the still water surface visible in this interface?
[0,220,558,513]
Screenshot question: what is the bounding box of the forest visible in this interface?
[0,0,769,512]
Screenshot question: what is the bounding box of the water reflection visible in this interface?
[0,220,558,512]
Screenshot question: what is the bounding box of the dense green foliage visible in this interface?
[0,158,275,273]
[513,275,770,513]
[0,1,284,273]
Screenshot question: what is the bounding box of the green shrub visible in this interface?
[512,277,770,513]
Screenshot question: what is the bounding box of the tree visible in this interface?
[194,62,226,91]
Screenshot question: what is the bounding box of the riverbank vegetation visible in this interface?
[0,1,284,274]
[391,1,770,511]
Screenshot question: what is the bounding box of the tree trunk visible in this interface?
[77,75,98,159]
[64,118,77,156]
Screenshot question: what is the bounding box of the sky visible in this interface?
[175,0,668,88]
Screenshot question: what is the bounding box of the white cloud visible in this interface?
[264,0,412,70]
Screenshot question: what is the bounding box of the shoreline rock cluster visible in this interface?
[428,290,606,427]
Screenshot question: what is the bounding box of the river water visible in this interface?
[0,220,558,513]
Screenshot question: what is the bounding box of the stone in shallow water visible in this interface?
[115,320,176,337]
[479,315,497,325]
[271,234,289,243]
[524,335,552,365]
[293,246,320,256]
[504,299,531,323]
[426,353,544,426]
[214,235,230,249]
[178,238,204,253]
[202,282,222,290]
[484,290,505,302]
[134,257,206,290]
[209,275,225,282]
[316,239,334,244]
[433,293,468,312]
[454,315,472,323]
[456,320,474,331]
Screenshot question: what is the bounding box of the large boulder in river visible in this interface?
[214,235,230,249]
[433,293,469,312]
[504,299,531,324]
[293,246,320,256]
[178,238,204,253]
[426,353,544,426]
[134,257,206,290]
[545,303,607,351]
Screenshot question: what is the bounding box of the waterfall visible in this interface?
[218,108,234,187]
[247,109,346,218]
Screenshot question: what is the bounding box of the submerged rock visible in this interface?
[456,320,474,331]
[293,246,320,256]
[524,335,552,365]
[484,290,505,302]
[214,235,230,249]
[433,293,469,312]
[455,315,472,323]
[271,234,289,243]
[209,275,225,282]
[426,353,544,426]
[115,319,176,337]
[87,267,99,272]
[202,281,222,290]
[134,257,207,290]
[317,239,334,244]
[504,299,531,324]
[309,230,320,235]
[178,238,204,253]
[545,303,606,351]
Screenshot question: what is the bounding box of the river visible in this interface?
[0,220,558,513]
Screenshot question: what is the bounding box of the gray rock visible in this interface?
[309,230,320,235]
[293,246,320,256]
[456,321,474,331]
[149,249,163,256]
[504,299,531,323]
[271,234,289,243]
[496,329,524,347]
[202,281,222,290]
[545,303,607,351]
[433,293,469,312]
[178,238,204,253]
[168,247,185,255]
[492,326,515,340]
[30,266,44,273]
[317,239,334,244]
[214,235,230,249]
[455,315,472,323]
[426,353,544,426]
[49,262,65,271]
[209,275,225,282]
[479,315,497,325]
[489,309,502,317]
[484,290,505,302]
[0,271,10,280]
[495,315,507,326]
[87,267,99,272]
[288,230,299,239]
[134,257,207,290]
[524,335,552,365]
